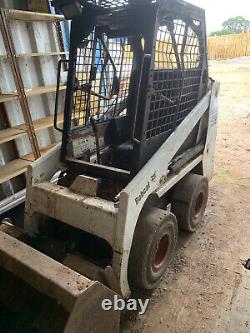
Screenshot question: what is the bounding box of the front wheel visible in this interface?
[128,208,178,290]
[171,173,208,232]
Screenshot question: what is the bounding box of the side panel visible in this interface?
[24,143,63,233]
[202,81,220,179]
[114,86,214,297]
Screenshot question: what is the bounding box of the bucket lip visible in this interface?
[0,230,95,311]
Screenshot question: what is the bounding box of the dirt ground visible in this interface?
[122,57,250,333]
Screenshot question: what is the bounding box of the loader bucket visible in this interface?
[0,225,120,333]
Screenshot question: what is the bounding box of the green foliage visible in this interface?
[209,16,250,36]
[222,16,250,34]
[209,28,234,36]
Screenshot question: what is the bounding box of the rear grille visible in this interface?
[146,19,203,139]
[86,0,157,8]
[86,0,129,8]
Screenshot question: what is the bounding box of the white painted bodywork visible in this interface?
[25,81,220,297]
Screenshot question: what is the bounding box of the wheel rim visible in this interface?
[154,234,170,269]
[194,191,204,216]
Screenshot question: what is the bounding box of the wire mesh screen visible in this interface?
[86,0,157,8]
[85,0,129,8]
[72,34,133,129]
[146,19,203,139]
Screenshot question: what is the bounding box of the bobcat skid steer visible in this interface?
[0,0,219,332]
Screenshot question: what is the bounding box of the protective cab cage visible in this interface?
[54,0,208,187]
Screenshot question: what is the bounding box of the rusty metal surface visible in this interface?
[64,282,121,333]
[63,253,105,282]
[70,174,100,197]
[28,181,117,245]
[0,230,93,311]
[63,255,122,295]
[0,218,27,239]
[0,229,121,332]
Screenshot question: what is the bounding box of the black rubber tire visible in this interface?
[128,208,178,290]
[171,173,208,233]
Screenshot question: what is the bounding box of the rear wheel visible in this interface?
[171,173,208,232]
[128,208,178,290]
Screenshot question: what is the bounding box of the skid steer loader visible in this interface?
[0,0,219,332]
